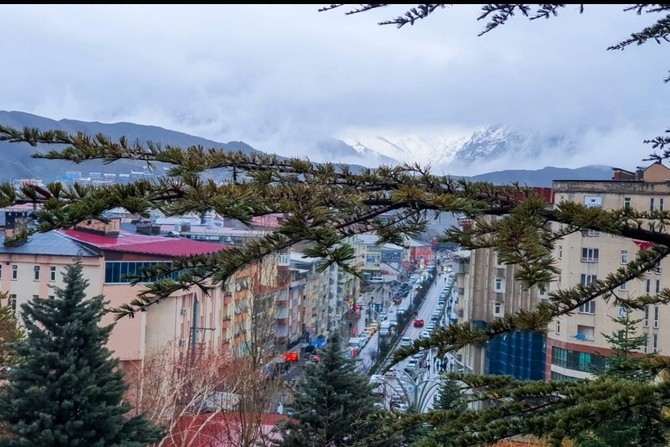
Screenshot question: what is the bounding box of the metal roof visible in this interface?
[0,231,99,257]
[59,229,228,257]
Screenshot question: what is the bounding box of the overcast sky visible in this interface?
[1,4,667,173]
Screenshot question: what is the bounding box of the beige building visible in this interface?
[455,245,548,379]
[547,162,670,380]
[0,213,272,368]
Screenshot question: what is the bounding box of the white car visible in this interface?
[400,336,412,347]
[369,374,384,385]
[420,330,430,339]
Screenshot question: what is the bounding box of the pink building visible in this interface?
[0,216,253,368]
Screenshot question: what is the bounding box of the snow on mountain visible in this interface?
[340,129,471,168]
[337,125,579,173]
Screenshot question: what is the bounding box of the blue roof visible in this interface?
[0,231,99,257]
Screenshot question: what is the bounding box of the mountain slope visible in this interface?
[0,111,615,187]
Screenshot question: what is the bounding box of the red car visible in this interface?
[413,319,424,328]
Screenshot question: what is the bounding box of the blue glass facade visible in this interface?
[486,330,546,380]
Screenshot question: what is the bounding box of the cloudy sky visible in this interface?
[1,4,667,174]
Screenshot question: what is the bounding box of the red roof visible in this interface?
[58,229,229,257]
[161,412,288,447]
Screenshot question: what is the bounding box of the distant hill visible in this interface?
[465,165,614,187]
[0,111,615,187]
[0,111,264,183]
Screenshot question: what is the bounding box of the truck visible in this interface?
[379,320,391,336]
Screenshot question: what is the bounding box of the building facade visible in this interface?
[547,162,670,380]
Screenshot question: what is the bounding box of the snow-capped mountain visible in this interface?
[342,130,470,168]
[454,125,576,163]
[337,125,581,174]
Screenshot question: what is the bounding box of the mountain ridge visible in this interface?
[0,111,615,186]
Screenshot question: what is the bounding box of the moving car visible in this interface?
[413,318,424,327]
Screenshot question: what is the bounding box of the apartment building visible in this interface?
[547,162,670,380]
[0,213,268,367]
[454,188,554,380]
[455,246,547,380]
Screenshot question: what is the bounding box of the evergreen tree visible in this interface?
[0,257,164,446]
[272,333,377,447]
[574,313,668,447]
[433,376,466,412]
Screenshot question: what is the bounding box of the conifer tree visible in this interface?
[0,257,164,446]
[574,313,668,447]
[272,333,377,447]
[433,376,466,412]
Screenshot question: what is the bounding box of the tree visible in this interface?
[271,333,377,446]
[573,313,667,447]
[0,292,24,440]
[0,257,164,446]
[433,375,466,412]
[0,3,670,445]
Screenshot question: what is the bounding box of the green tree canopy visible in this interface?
[272,333,378,446]
[0,257,164,446]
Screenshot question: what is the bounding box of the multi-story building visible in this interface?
[455,246,547,380]
[354,234,405,283]
[455,188,554,380]
[547,162,670,380]
[0,213,262,368]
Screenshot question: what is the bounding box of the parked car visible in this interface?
[400,336,412,347]
[420,330,430,339]
[404,359,419,373]
[413,318,424,327]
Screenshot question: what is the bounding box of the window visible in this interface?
[581,248,599,263]
[11,265,17,280]
[33,265,40,281]
[584,196,602,208]
[578,300,596,314]
[494,278,505,292]
[620,250,628,264]
[105,261,177,283]
[654,264,662,274]
[618,306,628,318]
[618,282,628,292]
[624,197,631,209]
[48,295,54,300]
[653,334,658,353]
[493,302,503,316]
[582,229,601,237]
[656,279,661,294]
[644,305,650,327]
[50,266,56,281]
[654,306,660,328]
[646,279,651,294]
[538,284,548,298]
[580,274,597,286]
[9,294,16,313]
[651,197,655,211]
[0,265,2,279]
[558,245,563,259]
[577,325,595,340]
[557,274,562,284]
[556,320,561,334]
[661,198,665,212]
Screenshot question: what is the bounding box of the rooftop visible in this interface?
[59,229,229,257]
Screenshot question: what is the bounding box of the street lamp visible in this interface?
[382,367,441,413]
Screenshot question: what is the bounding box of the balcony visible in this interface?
[223,293,233,305]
